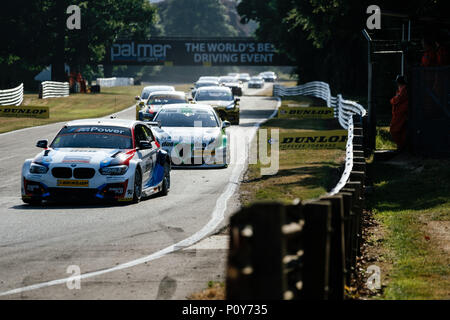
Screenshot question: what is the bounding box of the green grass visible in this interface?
[0,84,190,133]
[376,126,397,150]
[240,117,345,206]
[367,159,450,299]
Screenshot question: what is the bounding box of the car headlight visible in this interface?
[99,165,128,175]
[29,163,48,174]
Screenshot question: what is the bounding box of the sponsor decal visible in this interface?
[278,130,348,150]
[0,106,49,119]
[57,179,89,187]
[278,106,334,119]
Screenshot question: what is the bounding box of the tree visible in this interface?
[0,0,158,85]
[160,0,238,37]
[237,0,449,95]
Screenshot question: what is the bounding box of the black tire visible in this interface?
[160,163,170,196]
[132,169,142,203]
[22,198,41,206]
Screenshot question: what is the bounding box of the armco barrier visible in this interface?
[40,81,69,99]
[0,83,24,106]
[96,77,134,87]
[227,82,367,300]
[274,83,366,130]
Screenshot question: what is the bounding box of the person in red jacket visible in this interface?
[390,75,409,151]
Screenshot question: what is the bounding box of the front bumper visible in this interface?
[22,167,135,202]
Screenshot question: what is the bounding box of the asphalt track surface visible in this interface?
[0,84,278,299]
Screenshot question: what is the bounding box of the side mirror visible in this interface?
[235,98,240,103]
[190,87,194,90]
[222,121,231,129]
[138,140,152,150]
[188,97,193,102]
[36,139,48,148]
[135,96,140,101]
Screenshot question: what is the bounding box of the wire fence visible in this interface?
[0,83,24,106]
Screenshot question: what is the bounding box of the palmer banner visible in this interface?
[278,106,335,119]
[106,38,292,66]
[0,105,49,119]
[279,130,348,150]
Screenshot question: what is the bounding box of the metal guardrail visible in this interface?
[227,82,367,300]
[96,77,134,87]
[41,81,70,99]
[0,83,24,106]
[273,83,366,130]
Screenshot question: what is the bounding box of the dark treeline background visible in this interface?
[1,0,448,96]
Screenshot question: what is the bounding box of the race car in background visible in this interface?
[238,73,251,82]
[137,91,188,121]
[135,85,176,119]
[21,119,171,205]
[153,104,231,167]
[248,76,265,88]
[193,86,240,125]
[259,71,277,82]
[218,76,243,96]
[190,79,220,98]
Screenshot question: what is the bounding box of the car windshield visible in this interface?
[154,108,218,127]
[251,77,263,81]
[195,90,233,101]
[196,82,217,88]
[51,126,133,149]
[147,95,185,105]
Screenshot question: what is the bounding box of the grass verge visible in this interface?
[240,102,345,205]
[365,156,450,299]
[0,84,190,134]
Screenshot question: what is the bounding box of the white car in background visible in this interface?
[248,76,265,88]
[238,73,251,82]
[136,85,175,103]
[191,79,220,98]
[259,71,277,82]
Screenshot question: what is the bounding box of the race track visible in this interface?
[0,84,278,299]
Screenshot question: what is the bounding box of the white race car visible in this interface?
[153,104,231,168]
[21,119,171,205]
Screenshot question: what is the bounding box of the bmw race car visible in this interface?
[248,76,265,88]
[258,71,277,82]
[190,79,220,98]
[137,91,188,121]
[193,86,240,125]
[21,119,171,205]
[153,104,231,168]
[135,85,176,119]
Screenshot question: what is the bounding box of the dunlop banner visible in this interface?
[278,130,348,150]
[0,106,49,119]
[278,106,334,119]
